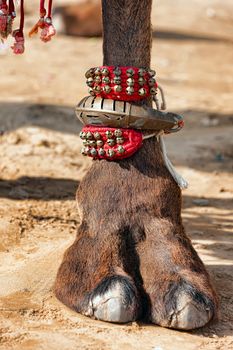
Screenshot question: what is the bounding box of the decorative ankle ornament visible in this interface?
[77,65,188,188]
[76,95,183,133]
[85,66,158,101]
[80,126,143,160]
[0,0,56,55]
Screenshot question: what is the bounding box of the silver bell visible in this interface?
[103,85,111,93]
[138,77,145,86]
[79,131,86,139]
[89,140,97,147]
[102,76,110,84]
[107,139,115,146]
[116,137,124,144]
[148,69,156,77]
[107,149,115,157]
[106,130,113,138]
[117,146,125,154]
[138,87,146,96]
[138,68,146,77]
[90,148,97,157]
[98,148,106,156]
[94,67,101,75]
[126,86,134,95]
[86,131,93,140]
[150,87,157,95]
[127,78,134,86]
[126,68,135,77]
[94,76,101,84]
[113,76,121,84]
[101,67,109,76]
[97,139,104,147]
[86,77,94,87]
[148,78,156,87]
[114,85,122,93]
[114,129,122,137]
[94,132,101,140]
[85,68,95,79]
[113,67,121,76]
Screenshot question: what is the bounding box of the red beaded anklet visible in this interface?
[85,66,158,101]
[80,126,143,160]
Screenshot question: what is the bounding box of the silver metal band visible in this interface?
[76,96,183,133]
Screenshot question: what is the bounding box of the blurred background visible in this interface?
[0,1,232,349]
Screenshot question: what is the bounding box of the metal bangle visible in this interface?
[76,96,183,133]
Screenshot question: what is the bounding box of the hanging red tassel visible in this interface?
[42,0,56,42]
[40,18,56,42]
[28,0,46,37]
[7,0,16,37]
[0,0,15,39]
[0,0,8,38]
[11,0,24,55]
[29,0,56,42]
[11,29,24,54]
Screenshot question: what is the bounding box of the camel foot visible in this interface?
[152,280,215,330]
[83,275,140,323]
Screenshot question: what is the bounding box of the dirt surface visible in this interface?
[0,1,233,349]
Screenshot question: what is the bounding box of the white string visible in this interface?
[154,87,188,189]
[143,132,157,140]
[157,131,188,189]
[157,85,166,110]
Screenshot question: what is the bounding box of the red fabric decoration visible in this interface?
[40,18,56,42]
[11,29,24,54]
[0,7,8,35]
[80,126,143,160]
[29,0,56,42]
[10,0,24,55]
[85,66,158,102]
[0,0,56,54]
[0,0,12,39]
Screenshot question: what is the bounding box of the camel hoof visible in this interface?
[152,280,215,330]
[84,275,139,323]
[167,290,214,330]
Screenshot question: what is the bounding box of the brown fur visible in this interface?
[54,0,218,328]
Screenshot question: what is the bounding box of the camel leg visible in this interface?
[55,0,218,328]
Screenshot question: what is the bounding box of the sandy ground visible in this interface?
[0,1,233,349]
